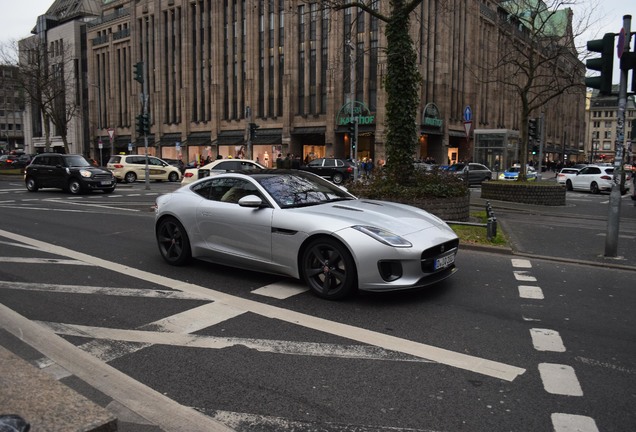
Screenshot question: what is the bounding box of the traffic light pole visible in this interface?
[605,15,632,257]
[142,62,150,190]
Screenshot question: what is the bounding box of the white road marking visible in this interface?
[518,285,544,299]
[513,271,537,282]
[529,329,565,352]
[0,257,93,266]
[551,413,599,432]
[37,322,437,363]
[511,259,532,268]
[575,356,636,375]
[538,363,583,396]
[0,229,526,381]
[252,280,309,298]
[60,200,141,212]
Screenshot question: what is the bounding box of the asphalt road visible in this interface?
[0,177,635,432]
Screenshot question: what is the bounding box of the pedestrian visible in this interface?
[276,154,283,168]
[283,153,292,169]
[365,158,374,177]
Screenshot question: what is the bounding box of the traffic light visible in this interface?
[528,118,537,140]
[585,33,614,95]
[249,122,259,140]
[133,62,144,83]
[532,145,538,155]
[348,120,357,149]
[136,114,149,135]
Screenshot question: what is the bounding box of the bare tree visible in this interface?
[1,36,80,153]
[476,0,591,179]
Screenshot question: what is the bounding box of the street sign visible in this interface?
[463,121,472,138]
[128,143,133,152]
[463,105,472,122]
[108,128,115,140]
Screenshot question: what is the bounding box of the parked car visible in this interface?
[24,153,116,194]
[568,164,627,194]
[446,163,492,185]
[181,158,264,185]
[155,170,459,300]
[0,153,33,169]
[107,155,182,183]
[556,167,581,187]
[298,157,356,184]
[498,165,537,181]
[163,158,185,173]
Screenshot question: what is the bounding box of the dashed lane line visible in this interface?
[551,413,599,432]
[529,329,566,352]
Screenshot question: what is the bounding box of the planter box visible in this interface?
[481,181,565,206]
[390,194,471,221]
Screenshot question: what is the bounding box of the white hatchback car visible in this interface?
[181,158,264,185]
[107,155,182,183]
[568,164,624,194]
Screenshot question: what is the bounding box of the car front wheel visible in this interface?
[156,217,192,266]
[301,237,356,300]
[168,172,179,182]
[332,173,344,184]
[68,179,83,195]
[124,172,137,183]
[25,177,38,192]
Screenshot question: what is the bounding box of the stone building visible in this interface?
[77,1,584,168]
[0,65,24,152]
[585,88,635,164]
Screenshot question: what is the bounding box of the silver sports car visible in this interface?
[154,170,459,300]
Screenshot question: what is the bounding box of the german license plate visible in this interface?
[434,253,455,270]
[100,181,111,185]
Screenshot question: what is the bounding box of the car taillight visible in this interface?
[113,164,124,168]
[184,172,194,178]
[347,166,353,173]
[600,175,612,180]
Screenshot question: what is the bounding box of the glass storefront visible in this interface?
[474,129,519,172]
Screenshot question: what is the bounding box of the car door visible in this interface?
[148,157,169,180]
[194,177,273,267]
[46,155,67,189]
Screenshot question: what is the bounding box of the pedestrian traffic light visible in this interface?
[133,62,144,83]
[585,33,614,96]
[528,118,538,140]
[249,122,259,140]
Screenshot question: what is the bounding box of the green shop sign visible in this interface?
[422,103,443,129]
[336,101,375,126]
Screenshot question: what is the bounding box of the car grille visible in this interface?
[420,239,459,273]
[93,174,113,181]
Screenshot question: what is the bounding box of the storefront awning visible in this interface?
[135,136,156,147]
[217,130,245,145]
[292,126,325,135]
[159,133,182,146]
[184,132,211,146]
[447,129,468,138]
[253,128,282,144]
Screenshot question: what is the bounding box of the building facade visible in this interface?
[22,0,584,170]
[0,65,25,152]
[585,88,635,164]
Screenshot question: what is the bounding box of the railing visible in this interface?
[446,201,498,242]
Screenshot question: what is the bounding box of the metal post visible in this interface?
[347,40,358,180]
[246,106,252,160]
[605,15,631,257]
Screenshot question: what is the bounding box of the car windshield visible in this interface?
[447,164,465,172]
[506,167,521,173]
[255,172,355,208]
[65,155,92,167]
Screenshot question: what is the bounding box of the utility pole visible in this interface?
[605,15,632,257]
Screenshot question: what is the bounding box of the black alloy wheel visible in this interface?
[68,179,83,195]
[156,217,192,266]
[25,177,38,192]
[332,172,344,184]
[590,182,600,194]
[301,237,356,300]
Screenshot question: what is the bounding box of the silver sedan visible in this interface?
[155,170,459,300]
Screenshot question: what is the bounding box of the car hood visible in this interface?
[287,198,452,236]
[71,166,112,175]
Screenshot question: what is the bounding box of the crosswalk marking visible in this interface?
[538,363,583,396]
[530,329,565,352]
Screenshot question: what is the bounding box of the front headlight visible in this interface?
[353,226,412,248]
[79,169,92,178]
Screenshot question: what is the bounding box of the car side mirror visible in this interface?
[238,194,264,208]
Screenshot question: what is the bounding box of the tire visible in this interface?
[156,217,192,266]
[301,237,356,300]
[590,182,600,194]
[68,179,83,195]
[168,171,179,182]
[332,173,344,184]
[25,177,38,192]
[566,179,573,191]
[124,171,137,183]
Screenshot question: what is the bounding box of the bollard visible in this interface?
[487,216,497,241]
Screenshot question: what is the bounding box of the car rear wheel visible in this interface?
[332,173,344,184]
[68,179,83,195]
[590,182,600,194]
[168,172,179,182]
[25,177,38,192]
[566,179,573,191]
[124,172,137,183]
[156,217,192,266]
[301,237,356,300]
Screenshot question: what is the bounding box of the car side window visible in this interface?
[308,159,322,167]
[324,159,336,167]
